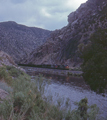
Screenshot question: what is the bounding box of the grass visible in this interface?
[0,65,100,120]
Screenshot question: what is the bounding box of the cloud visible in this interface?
[0,0,87,30]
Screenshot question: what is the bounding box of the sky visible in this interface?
[0,0,87,30]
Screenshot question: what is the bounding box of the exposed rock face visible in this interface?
[0,51,16,66]
[22,0,107,67]
[0,21,51,63]
[0,51,26,72]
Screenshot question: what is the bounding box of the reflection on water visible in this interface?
[29,70,107,119]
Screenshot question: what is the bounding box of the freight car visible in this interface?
[18,64,69,70]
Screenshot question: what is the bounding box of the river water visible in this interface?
[24,67,107,119]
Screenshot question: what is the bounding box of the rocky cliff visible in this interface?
[0,21,51,63]
[0,51,16,67]
[22,0,107,67]
[0,51,25,71]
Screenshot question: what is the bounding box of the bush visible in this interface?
[7,66,24,77]
[0,66,12,85]
[81,28,107,93]
[0,66,99,119]
[70,98,99,120]
[0,67,7,79]
[0,82,12,93]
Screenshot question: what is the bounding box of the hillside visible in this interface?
[0,21,51,63]
[0,51,16,67]
[22,0,107,67]
[0,51,99,120]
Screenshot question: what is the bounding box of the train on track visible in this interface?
[18,64,69,70]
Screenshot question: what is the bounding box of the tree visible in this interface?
[81,28,107,93]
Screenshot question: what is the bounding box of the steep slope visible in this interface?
[0,50,25,72]
[0,21,51,63]
[0,51,16,67]
[22,0,107,67]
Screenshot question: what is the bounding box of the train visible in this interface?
[18,64,69,70]
[41,64,69,70]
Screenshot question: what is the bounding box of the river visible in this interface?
[23,67,107,119]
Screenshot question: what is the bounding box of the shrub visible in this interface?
[0,67,7,79]
[0,82,12,93]
[6,66,24,77]
[0,66,99,120]
[81,28,107,93]
[70,98,99,120]
[0,66,12,85]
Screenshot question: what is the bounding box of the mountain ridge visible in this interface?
[22,0,107,67]
[0,21,51,63]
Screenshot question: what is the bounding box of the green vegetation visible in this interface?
[0,66,12,85]
[69,67,82,71]
[0,66,99,119]
[67,72,73,76]
[81,28,107,93]
[67,72,82,77]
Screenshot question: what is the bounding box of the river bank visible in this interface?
[21,66,83,77]
[22,66,107,120]
[0,65,101,120]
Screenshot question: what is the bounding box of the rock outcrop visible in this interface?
[0,21,51,63]
[22,0,107,67]
[0,51,16,67]
[0,51,25,72]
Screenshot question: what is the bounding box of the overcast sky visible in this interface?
[0,0,87,30]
